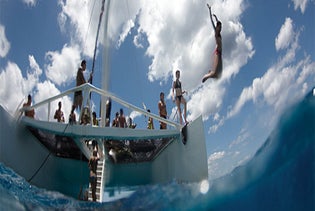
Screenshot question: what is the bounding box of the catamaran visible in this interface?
[0,0,208,202]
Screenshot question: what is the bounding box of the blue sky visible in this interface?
[0,0,314,179]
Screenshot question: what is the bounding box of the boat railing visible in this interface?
[18,83,182,130]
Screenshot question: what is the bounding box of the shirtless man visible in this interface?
[54,101,65,122]
[74,60,92,110]
[158,92,167,129]
[23,94,35,118]
[172,70,187,125]
[69,105,76,124]
[118,108,127,128]
[112,112,119,127]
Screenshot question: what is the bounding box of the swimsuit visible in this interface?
[176,95,182,102]
[174,80,182,101]
[89,175,96,183]
[214,47,222,56]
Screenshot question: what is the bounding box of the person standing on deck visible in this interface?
[202,4,223,82]
[172,70,187,125]
[158,92,167,129]
[118,108,127,128]
[74,60,92,110]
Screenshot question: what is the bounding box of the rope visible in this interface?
[28,152,52,182]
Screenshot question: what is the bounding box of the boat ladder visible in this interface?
[88,158,104,202]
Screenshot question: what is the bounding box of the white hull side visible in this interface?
[152,115,208,183]
[0,106,89,199]
[103,116,208,186]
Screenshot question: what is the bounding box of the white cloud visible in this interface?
[0,62,26,114]
[0,56,77,121]
[58,0,98,58]
[0,60,75,121]
[34,80,73,121]
[56,0,140,66]
[22,0,37,7]
[28,55,42,78]
[45,44,81,86]
[291,0,309,13]
[208,151,226,162]
[116,19,135,48]
[275,17,294,51]
[228,18,315,119]
[229,128,250,148]
[207,150,232,180]
[0,59,42,115]
[0,24,10,58]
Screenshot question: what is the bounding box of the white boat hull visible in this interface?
[0,106,89,199]
[104,115,208,186]
[0,105,208,200]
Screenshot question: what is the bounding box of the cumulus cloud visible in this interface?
[58,0,100,58]
[0,56,75,120]
[275,18,294,51]
[0,24,10,58]
[34,80,73,121]
[45,44,81,86]
[0,57,43,115]
[229,128,250,148]
[208,151,226,162]
[207,151,230,180]
[0,62,26,114]
[22,0,37,7]
[116,19,135,48]
[291,0,309,13]
[228,17,315,119]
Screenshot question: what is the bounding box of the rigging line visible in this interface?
[28,152,52,183]
[28,123,70,183]
[91,0,106,83]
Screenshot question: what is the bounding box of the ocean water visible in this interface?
[0,88,314,211]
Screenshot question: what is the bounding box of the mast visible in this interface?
[101,0,111,127]
[91,0,106,81]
